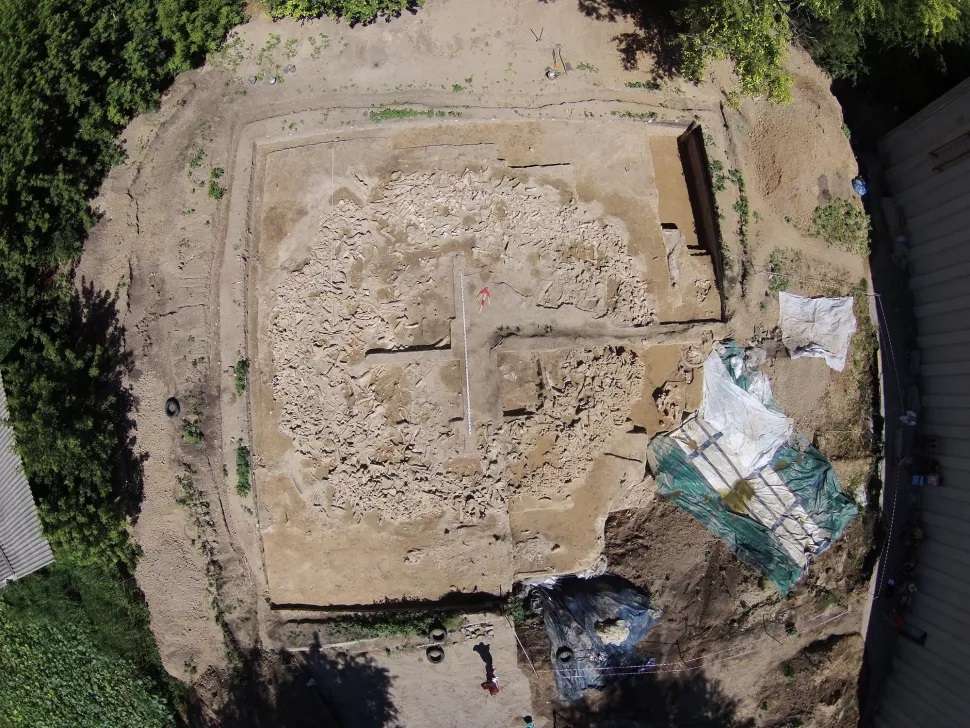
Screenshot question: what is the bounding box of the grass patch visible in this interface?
[810,198,870,255]
[451,83,464,92]
[625,79,660,89]
[764,248,850,295]
[324,610,464,641]
[368,107,462,122]
[816,281,879,459]
[234,358,249,395]
[208,166,226,200]
[611,110,658,122]
[235,444,251,496]
[576,61,598,72]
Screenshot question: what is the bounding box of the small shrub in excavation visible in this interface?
[208,166,226,199]
[182,420,204,444]
[234,358,249,395]
[236,444,251,495]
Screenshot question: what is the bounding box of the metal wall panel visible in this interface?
[876,76,970,722]
[0,371,54,586]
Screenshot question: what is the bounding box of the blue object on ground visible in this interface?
[532,574,659,702]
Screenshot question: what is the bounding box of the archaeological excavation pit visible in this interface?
[243,118,721,607]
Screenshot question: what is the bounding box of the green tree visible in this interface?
[676,0,970,99]
[265,0,422,23]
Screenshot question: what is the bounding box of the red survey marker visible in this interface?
[478,286,492,311]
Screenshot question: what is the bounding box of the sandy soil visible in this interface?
[77,0,872,724]
[247,117,718,606]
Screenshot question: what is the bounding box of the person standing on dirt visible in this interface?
[473,642,501,695]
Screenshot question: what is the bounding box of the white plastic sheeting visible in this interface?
[778,292,857,371]
[699,347,793,476]
[649,341,857,591]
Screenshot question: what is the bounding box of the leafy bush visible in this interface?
[236,444,252,495]
[1,284,138,571]
[810,198,871,255]
[266,0,422,23]
[0,560,177,727]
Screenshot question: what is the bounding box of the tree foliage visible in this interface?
[676,0,970,99]
[2,283,139,570]
[0,0,242,566]
[265,0,422,23]
[0,0,243,722]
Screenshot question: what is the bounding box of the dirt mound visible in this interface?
[744,49,857,226]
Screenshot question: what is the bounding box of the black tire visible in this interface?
[165,397,181,417]
[426,645,445,663]
[556,646,574,664]
[429,624,447,643]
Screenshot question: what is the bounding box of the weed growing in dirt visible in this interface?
[576,61,599,72]
[368,107,462,122]
[816,281,879,459]
[766,248,795,292]
[256,33,281,67]
[625,79,660,90]
[284,37,299,59]
[810,198,870,255]
[208,167,226,200]
[214,33,251,71]
[182,420,204,445]
[782,661,796,680]
[451,83,465,92]
[235,444,251,496]
[308,33,329,59]
[234,358,250,395]
[728,168,750,283]
[324,611,463,641]
[611,110,658,122]
[188,146,206,171]
[708,159,727,192]
[504,595,529,624]
[765,248,850,295]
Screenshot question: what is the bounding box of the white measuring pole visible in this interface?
[459,271,473,438]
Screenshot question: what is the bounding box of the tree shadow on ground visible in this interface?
[570,0,684,77]
[75,279,146,521]
[552,670,755,727]
[193,637,399,728]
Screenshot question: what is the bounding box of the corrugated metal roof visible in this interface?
[0,370,54,586]
[874,77,970,725]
